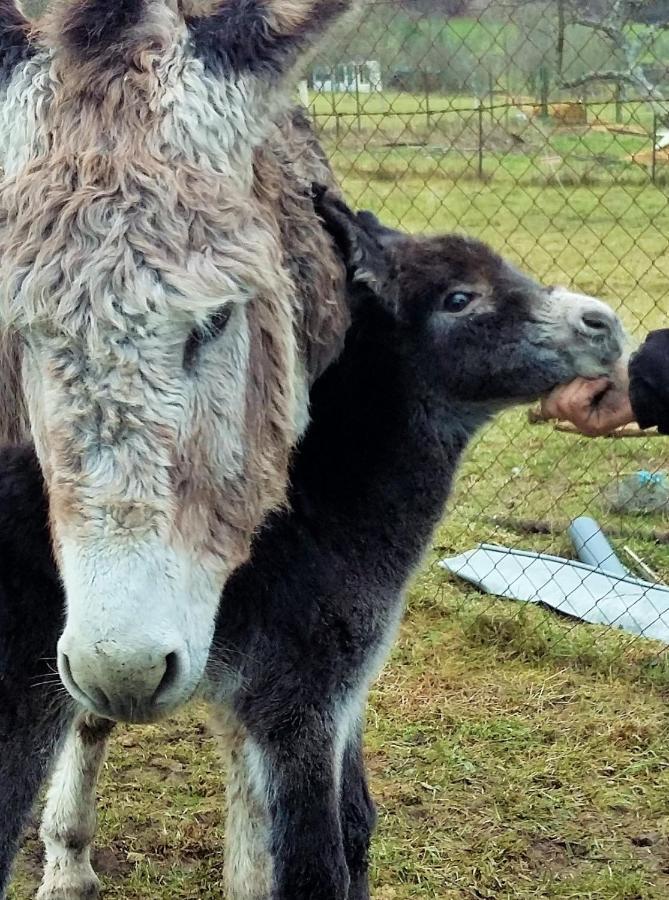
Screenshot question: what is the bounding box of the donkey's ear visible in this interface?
[313,186,399,304]
[56,0,152,64]
[185,0,350,81]
[0,0,33,86]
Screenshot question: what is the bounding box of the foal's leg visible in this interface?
[339,728,376,900]
[37,713,115,900]
[0,635,72,898]
[260,705,350,900]
[210,708,273,900]
[214,699,350,900]
[269,714,350,900]
[0,447,70,899]
[0,695,70,899]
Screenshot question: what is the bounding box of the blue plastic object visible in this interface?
[604,470,669,514]
[568,516,628,578]
[636,470,667,487]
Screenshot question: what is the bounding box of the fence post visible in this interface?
[652,112,658,185]
[615,83,622,124]
[489,71,495,120]
[582,83,588,124]
[478,101,484,180]
[355,65,362,133]
[331,85,340,141]
[539,64,549,119]
[424,72,431,130]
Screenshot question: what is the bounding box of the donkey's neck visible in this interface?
[288,317,490,571]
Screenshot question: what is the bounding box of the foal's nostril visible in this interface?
[152,650,183,705]
[580,311,611,333]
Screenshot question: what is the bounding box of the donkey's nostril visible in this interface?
[57,635,192,722]
[60,651,73,685]
[152,650,184,705]
[581,313,609,331]
[580,311,611,333]
[59,651,112,715]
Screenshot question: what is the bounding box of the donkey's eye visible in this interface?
[440,291,477,314]
[183,306,232,370]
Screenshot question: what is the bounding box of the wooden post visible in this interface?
[582,83,589,124]
[652,112,658,185]
[331,80,340,140]
[615,82,623,124]
[539,64,550,119]
[355,64,362,133]
[489,71,495,121]
[478,102,484,179]
[556,0,565,77]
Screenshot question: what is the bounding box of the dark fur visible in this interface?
[44,0,349,77]
[0,447,69,888]
[187,0,350,80]
[0,0,33,86]
[0,196,622,898]
[59,0,147,61]
[253,108,349,384]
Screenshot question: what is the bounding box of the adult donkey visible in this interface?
[0,0,351,723]
[0,194,625,898]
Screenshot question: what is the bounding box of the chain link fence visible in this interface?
[3,5,669,898]
[307,0,669,666]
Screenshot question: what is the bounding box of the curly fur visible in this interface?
[0,0,351,718]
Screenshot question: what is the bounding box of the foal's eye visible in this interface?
[439,291,477,314]
[183,306,232,370]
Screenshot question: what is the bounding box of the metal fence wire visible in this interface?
[306,0,669,664]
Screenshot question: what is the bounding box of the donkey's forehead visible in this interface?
[394,234,507,288]
[38,0,184,60]
[434,234,502,267]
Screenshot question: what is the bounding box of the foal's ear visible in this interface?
[354,209,404,250]
[313,186,399,309]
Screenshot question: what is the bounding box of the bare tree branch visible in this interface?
[569,18,626,46]
[561,71,648,90]
[559,0,667,110]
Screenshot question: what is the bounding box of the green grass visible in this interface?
[9,96,669,899]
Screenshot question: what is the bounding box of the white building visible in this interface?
[312,61,382,94]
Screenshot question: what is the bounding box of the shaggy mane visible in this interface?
[0,330,28,444]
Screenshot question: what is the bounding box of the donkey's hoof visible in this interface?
[36,868,101,900]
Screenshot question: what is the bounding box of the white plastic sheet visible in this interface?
[440,543,669,644]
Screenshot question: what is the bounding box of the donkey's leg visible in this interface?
[37,714,115,900]
[339,728,376,900]
[210,708,273,900]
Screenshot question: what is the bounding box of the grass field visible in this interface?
[9,97,669,899]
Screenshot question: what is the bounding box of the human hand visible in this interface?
[541,372,635,437]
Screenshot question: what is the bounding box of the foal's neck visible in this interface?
[290,316,489,563]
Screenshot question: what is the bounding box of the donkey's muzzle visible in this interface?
[549,288,625,372]
[57,637,191,723]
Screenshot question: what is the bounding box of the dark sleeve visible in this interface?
[628,329,669,434]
